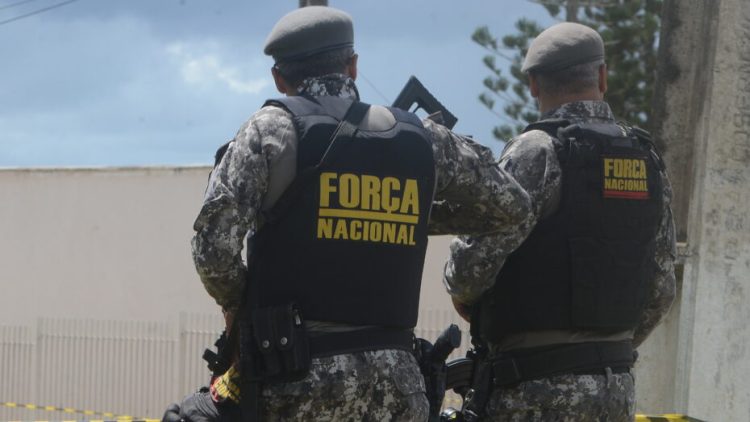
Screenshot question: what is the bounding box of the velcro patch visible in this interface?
[602,155,650,200]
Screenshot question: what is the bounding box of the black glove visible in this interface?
[161,403,183,422]
[178,389,220,422]
[176,387,241,422]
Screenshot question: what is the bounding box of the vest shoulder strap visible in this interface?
[617,123,666,171]
[523,118,573,163]
[386,105,425,128]
[523,118,570,137]
[261,100,371,225]
[264,95,354,120]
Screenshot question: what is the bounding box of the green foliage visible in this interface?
[474,0,663,141]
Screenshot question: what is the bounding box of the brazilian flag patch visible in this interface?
[602,155,650,200]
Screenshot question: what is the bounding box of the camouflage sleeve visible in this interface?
[633,169,677,347]
[191,106,295,311]
[421,119,531,235]
[443,131,561,305]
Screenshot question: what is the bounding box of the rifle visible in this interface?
[415,324,462,422]
[392,76,458,129]
[439,334,490,421]
[202,330,232,378]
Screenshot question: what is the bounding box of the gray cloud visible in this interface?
[0,0,552,166]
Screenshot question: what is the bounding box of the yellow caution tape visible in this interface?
[3,400,705,422]
[636,415,706,422]
[1,401,158,421]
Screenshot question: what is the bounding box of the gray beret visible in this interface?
[521,22,604,73]
[264,6,354,62]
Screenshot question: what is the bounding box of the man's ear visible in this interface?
[272,66,292,95]
[598,63,608,95]
[529,73,540,98]
[347,54,358,81]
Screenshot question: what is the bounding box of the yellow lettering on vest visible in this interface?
[339,173,360,208]
[396,224,409,245]
[319,172,337,207]
[400,179,419,215]
[409,225,416,245]
[604,158,615,177]
[383,223,396,243]
[350,220,362,240]
[317,218,333,239]
[605,158,649,180]
[361,175,381,211]
[614,159,623,177]
[362,220,370,241]
[334,219,348,240]
[369,221,382,241]
[381,177,401,213]
[637,160,647,179]
[623,160,632,178]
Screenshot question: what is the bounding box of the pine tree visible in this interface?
[473,0,662,141]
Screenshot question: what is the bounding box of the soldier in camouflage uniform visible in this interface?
[162,6,531,422]
[445,23,677,421]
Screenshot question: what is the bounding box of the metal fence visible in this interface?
[1,310,469,420]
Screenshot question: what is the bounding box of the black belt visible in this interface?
[308,328,415,358]
[491,341,635,387]
[572,366,631,376]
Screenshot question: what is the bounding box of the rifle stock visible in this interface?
[392,76,458,129]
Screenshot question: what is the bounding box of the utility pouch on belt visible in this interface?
[251,304,310,383]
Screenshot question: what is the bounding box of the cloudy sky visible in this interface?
[1,0,552,167]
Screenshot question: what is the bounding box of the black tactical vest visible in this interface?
[248,95,436,328]
[479,120,665,343]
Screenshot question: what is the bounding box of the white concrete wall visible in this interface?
[0,167,216,325]
[0,167,454,327]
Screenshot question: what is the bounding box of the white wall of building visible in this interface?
[0,167,218,326]
[0,166,455,327]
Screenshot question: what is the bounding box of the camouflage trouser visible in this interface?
[484,371,635,422]
[260,349,428,421]
[168,348,429,422]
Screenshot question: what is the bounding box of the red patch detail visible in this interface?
[603,190,649,200]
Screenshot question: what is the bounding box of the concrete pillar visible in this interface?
[647,0,750,420]
[635,0,719,414]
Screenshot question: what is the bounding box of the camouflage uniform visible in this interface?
[190,73,531,420]
[485,371,635,422]
[444,101,677,421]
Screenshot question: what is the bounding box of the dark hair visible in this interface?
[532,60,603,96]
[274,47,355,87]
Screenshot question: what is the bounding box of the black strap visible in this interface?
[262,100,371,224]
[523,118,570,137]
[491,341,634,387]
[308,328,414,358]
